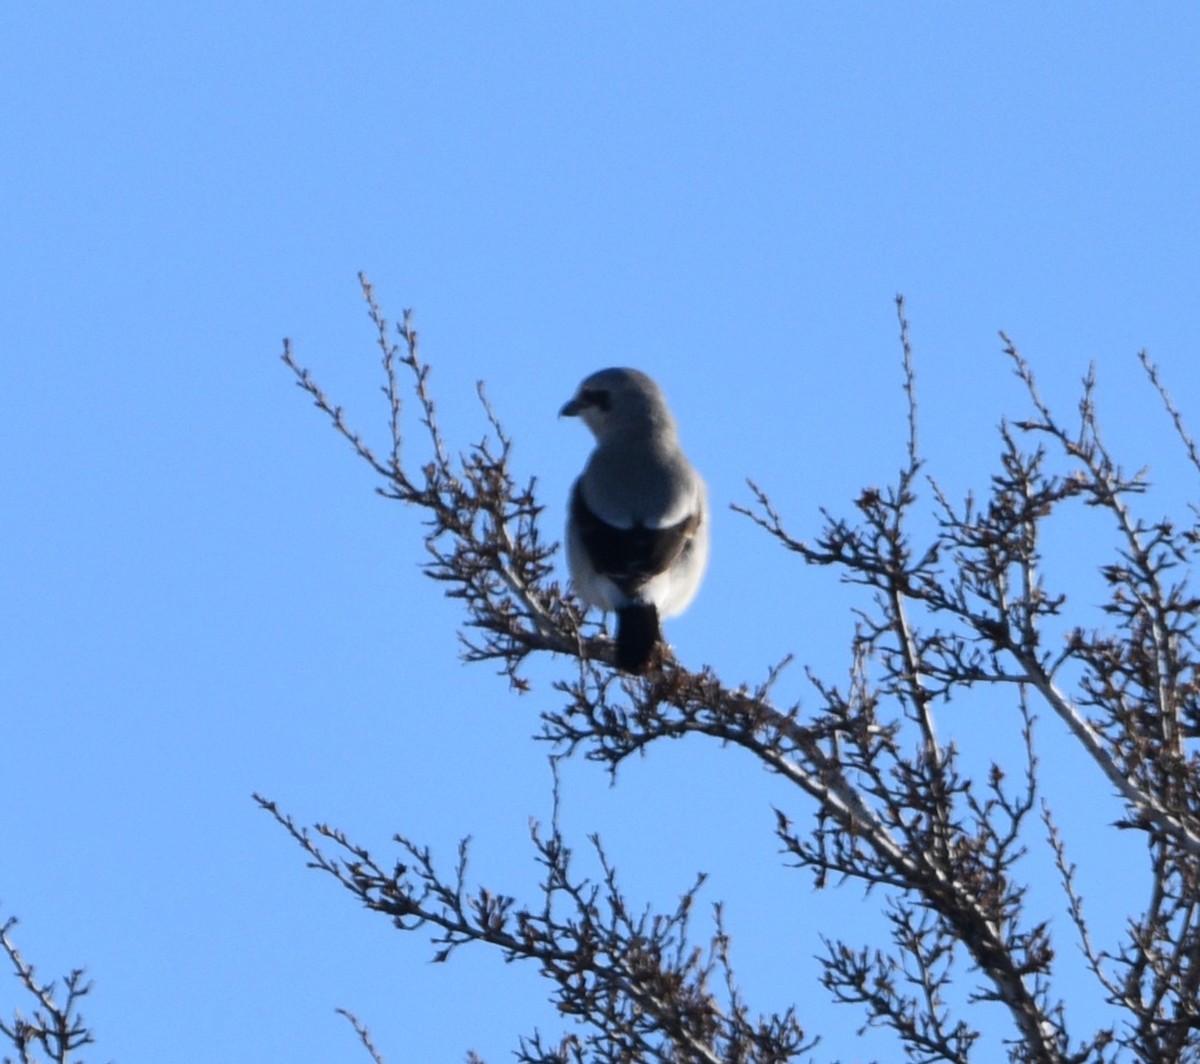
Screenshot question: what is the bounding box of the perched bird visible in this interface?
[561,368,708,673]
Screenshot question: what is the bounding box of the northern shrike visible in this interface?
[561,368,708,673]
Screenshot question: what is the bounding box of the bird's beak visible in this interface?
[559,397,582,417]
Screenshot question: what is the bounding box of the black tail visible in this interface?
[616,604,661,674]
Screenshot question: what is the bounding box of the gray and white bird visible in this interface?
[561,368,708,673]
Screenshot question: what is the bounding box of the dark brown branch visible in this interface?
[275,284,1200,1061]
[0,915,99,1064]
[253,793,814,1062]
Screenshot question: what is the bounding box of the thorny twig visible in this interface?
[0,915,98,1064]
[273,282,1200,1062]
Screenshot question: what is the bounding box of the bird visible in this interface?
[561,368,708,673]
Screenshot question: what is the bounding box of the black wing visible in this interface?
[571,480,699,597]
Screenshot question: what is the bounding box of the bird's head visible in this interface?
[560,367,674,442]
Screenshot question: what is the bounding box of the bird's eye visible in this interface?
[583,388,611,412]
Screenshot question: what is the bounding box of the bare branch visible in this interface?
[0,915,99,1064]
[254,793,814,1062]
[336,1008,387,1064]
[275,286,1200,1061]
[1138,350,1200,478]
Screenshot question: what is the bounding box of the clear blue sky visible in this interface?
[3,4,1199,1061]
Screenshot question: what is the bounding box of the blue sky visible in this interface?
[3,4,1199,1061]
